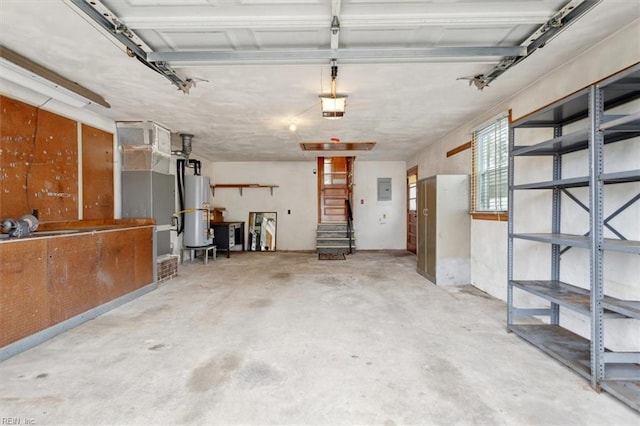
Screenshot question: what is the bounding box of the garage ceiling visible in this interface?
[1,1,639,161]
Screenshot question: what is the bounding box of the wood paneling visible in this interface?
[82,124,114,219]
[134,227,154,287]
[0,226,154,347]
[0,96,78,222]
[47,234,99,323]
[0,95,37,218]
[30,109,78,221]
[0,239,49,347]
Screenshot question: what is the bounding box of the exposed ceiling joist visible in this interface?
[147,46,526,66]
[331,0,342,51]
[64,0,602,96]
[114,12,554,30]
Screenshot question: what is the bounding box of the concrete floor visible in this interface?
[0,251,637,425]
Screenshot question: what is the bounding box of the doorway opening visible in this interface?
[317,156,354,223]
[407,166,418,253]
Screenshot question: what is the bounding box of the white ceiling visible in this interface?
[1,1,639,161]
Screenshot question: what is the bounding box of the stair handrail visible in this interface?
[346,199,354,254]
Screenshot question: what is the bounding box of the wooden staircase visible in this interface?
[316,222,356,255]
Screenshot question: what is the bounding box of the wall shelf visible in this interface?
[507,63,640,412]
[510,280,629,318]
[210,184,279,196]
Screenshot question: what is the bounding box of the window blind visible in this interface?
[471,115,508,213]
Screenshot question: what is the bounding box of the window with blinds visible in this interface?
[471,114,508,213]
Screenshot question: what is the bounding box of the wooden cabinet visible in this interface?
[417,175,470,285]
[0,225,154,357]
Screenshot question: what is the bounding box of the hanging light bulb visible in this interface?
[319,59,347,119]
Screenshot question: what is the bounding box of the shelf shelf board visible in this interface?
[600,380,640,412]
[601,238,640,254]
[600,169,640,184]
[508,324,592,380]
[510,280,632,318]
[210,184,279,196]
[600,112,640,131]
[512,233,590,248]
[512,233,640,254]
[602,299,640,319]
[509,325,640,383]
[512,125,639,156]
[511,66,640,128]
[513,176,590,190]
[211,184,279,189]
[512,170,640,189]
[512,129,589,156]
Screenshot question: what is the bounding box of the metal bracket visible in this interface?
[68,0,192,93]
[459,0,601,90]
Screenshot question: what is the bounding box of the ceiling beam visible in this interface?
[120,12,553,30]
[147,46,526,66]
[330,0,342,51]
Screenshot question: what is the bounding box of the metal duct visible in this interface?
[173,133,193,158]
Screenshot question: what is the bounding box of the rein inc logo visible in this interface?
[1,418,35,425]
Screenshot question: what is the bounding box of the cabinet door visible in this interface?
[425,177,437,280]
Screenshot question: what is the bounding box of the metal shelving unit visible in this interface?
[507,64,640,412]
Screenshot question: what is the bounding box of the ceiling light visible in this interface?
[320,96,347,119]
[319,59,347,119]
[0,45,110,108]
[289,122,297,132]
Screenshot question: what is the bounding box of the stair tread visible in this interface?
[317,237,356,239]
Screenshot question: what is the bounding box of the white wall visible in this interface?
[202,161,318,251]
[413,20,640,349]
[203,160,407,251]
[353,161,407,250]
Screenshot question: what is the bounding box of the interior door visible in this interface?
[407,166,418,253]
[318,156,353,223]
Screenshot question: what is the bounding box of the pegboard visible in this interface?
[0,95,37,218]
[0,96,78,222]
[82,124,114,220]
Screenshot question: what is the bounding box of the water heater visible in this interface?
[184,175,213,248]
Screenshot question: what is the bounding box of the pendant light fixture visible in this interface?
[319,59,347,119]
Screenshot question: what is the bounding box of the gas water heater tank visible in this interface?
[183,175,213,248]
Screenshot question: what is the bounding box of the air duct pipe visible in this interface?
[172,133,193,158]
